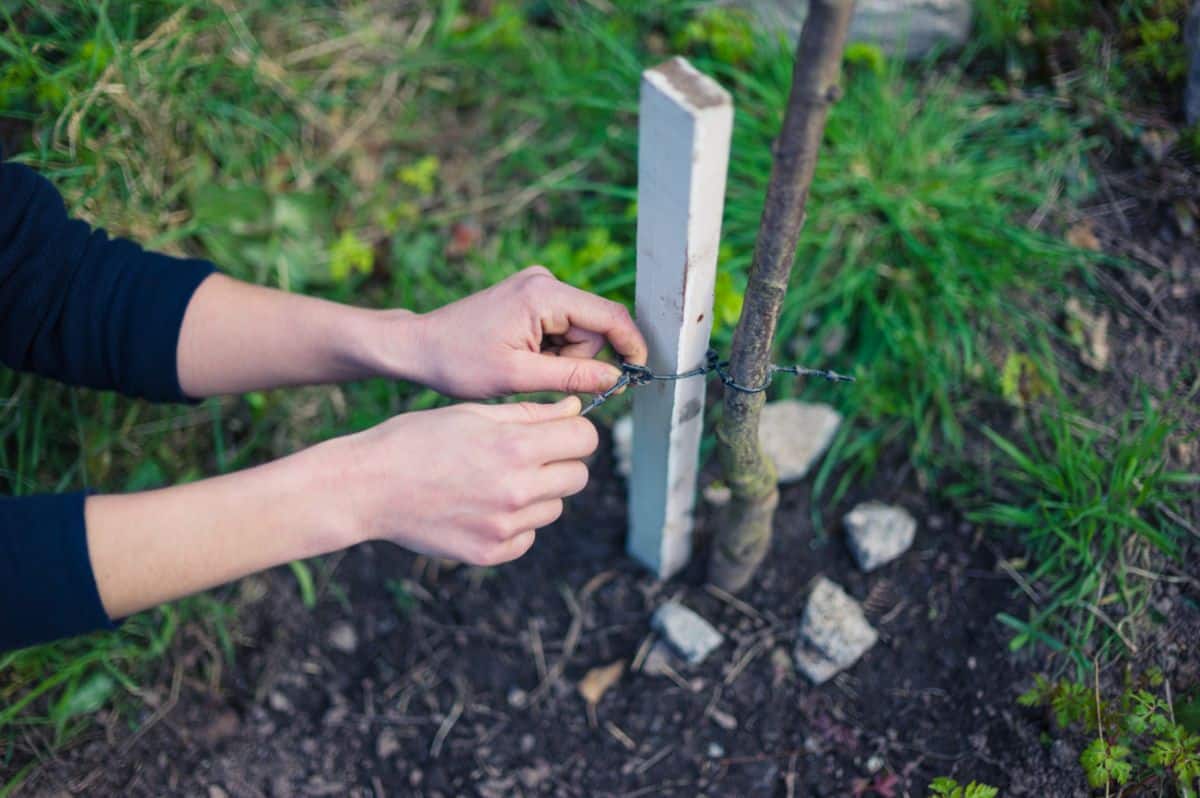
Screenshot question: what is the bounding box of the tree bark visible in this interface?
[708,0,856,592]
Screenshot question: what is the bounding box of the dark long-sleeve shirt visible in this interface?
[1,146,214,652]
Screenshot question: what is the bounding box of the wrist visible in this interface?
[281,437,369,553]
[350,307,430,384]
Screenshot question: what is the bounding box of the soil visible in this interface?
[7,92,1200,798]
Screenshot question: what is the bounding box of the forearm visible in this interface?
[176,274,419,397]
[85,440,358,619]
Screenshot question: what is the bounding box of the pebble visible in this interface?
[326,621,358,654]
[506,687,528,708]
[757,400,841,483]
[207,787,229,798]
[651,602,724,665]
[793,577,878,685]
[376,728,402,759]
[843,501,917,572]
[267,691,292,713]
[707,742,726,759]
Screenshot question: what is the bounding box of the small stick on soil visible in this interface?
[634,744,674,775]
[529,620,548,684]
[631,634,655,672]
[429,684,466,758]
[605,720,637,751]
[704,584,763,622]
[785,752,800,798]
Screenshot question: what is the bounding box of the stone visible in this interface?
[326,621,358,654]
[794,577,878,685]
[207,787,230,798]
[758,400,841,483]
[740,0,972,60]
[651,601,724,665]
[612,415,633,478]
[267,691,292,713]
[843,501,917,572]
[1187,0,1200,125]
[376,728,402,759]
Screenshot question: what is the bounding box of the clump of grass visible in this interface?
[967,395,1198,671]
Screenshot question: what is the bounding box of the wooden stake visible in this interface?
[627,57,733,579]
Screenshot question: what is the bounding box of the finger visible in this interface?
[508,351,623,395]
[468,396,582,423]
[526,460,590,502]
[550,283,648,366]
[508,499,565,533]
[490,529,538,564]
[554,326,606,360]
[520,416,598,463]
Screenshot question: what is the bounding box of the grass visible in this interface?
[0,0,1194,776]
[966,392,1199,672]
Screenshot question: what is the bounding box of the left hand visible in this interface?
[399,266,648,399]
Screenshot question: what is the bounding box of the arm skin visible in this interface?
[86,267,646,621]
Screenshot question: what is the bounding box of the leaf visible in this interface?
[1065,221,1101,252]
[329,230,374,282]
[53,672,116,738]
[577,659,625,707]
[289,560,317,609]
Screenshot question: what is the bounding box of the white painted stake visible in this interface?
[628,57,733,579]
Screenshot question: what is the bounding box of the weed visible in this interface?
[1020,669,1200,795]
[926,777,999,798]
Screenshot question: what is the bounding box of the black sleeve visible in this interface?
[0,492,117,651]
[1,150,217,651]
[0,148,215,401]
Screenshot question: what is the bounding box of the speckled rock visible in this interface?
[651,601,724,665]
[843,501,917,572]
[758,400,841,483]
[794,577,877,684]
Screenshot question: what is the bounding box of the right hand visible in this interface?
[334,396,596,566]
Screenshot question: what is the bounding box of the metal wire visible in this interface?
[580,348,854,416]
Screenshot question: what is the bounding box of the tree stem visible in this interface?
[709,0,856,592]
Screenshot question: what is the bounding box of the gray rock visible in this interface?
[326,621,358,654]
[651,601,724,665]
[740,0,972,59]
[843,501,917,572]
[612,415,633,478]
[376,728,402,759]
[794,577,878,684]
[758,400,841,483]
[1187,0,1200,125]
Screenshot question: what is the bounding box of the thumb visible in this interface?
[470,395,583,423]
[510,352,624,395]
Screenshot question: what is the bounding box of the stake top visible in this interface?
[643,57,731,113]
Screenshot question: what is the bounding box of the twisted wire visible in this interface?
[580,349,854,416]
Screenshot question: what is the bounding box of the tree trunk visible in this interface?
[708,0,857,593]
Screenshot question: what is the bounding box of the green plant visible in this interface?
[926,776,1000,798]
[1020,671,1200,796]
[967,395,1197,669]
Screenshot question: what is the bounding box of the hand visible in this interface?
[400,266,648,399]
[335,396,596,566]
